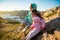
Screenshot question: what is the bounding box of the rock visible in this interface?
[30,17,60,40]
[42,33,48,40]
[54,31,60,40]
[26,6,60,40]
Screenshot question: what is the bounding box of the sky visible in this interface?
[0,0,60,11]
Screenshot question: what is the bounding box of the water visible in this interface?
[0,14,24,23]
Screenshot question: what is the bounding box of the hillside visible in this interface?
[0,10,29,19]
[0,6,60,40]
[31,6,60,40]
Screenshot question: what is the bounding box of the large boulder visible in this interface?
[30,17,60,40]
[30,6,60,40]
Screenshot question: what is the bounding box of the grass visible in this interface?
[0,22,27,40]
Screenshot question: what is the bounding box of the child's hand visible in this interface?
[30,25,34,30]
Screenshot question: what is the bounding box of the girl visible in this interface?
[25,9,46,40]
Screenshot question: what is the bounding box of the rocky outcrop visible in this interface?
[30,17,60,40]
[30,6,60,40]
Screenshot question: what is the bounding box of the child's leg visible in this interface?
[26,28,40,40]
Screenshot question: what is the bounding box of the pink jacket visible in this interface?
[31,16,45,30]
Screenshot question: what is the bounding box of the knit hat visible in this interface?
[31,3,37,10]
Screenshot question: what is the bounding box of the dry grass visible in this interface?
[0,23,28,40]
